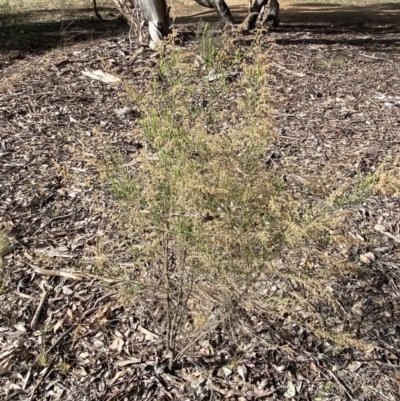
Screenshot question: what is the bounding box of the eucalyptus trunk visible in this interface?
[112,0,170,48]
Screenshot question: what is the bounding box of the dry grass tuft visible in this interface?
[373,156,400,197]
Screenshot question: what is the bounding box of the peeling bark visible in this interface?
[113,0,170,48]
[241,0,280,31]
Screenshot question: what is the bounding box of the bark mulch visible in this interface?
[1,5,400,401]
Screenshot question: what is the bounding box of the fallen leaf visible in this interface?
[109,370,126,386]
[222,366,232,378]
[81,70,121,83]
[109,337,124,352]
[115,358,141,367]
[284,381,296,398]
[237,364,248,382]
[360,252,375,264]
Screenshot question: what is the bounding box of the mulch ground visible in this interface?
[1,4,400,400]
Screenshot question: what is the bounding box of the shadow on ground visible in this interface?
[276,3,400,50]
[0,2,399,64]
[282,2,400,29]
[175,2,400,51]
[0,7,127,63]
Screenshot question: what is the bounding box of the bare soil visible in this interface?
[1,1,400,400]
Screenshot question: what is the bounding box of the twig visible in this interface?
[32,265,85,280]
[94,293,115,308]
[377,362,400,369]
[174,318,222,362]
[359,53,388,61]
[28,357,57,401]
[30,264,119,283]
[328,370,354,400]
[138,325,160,339]
[30,286,49,330]
[46,326,74,355]
[14,290,34,299]
[93,0,103,20]
[373,227,400,243]
[105,371,138,401]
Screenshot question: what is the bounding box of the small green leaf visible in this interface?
[284,381,296,398]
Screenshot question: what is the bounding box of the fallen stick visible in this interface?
[30,287,49,330]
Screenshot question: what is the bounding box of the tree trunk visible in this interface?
[241,0,280,31]
[112,0,170,48]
